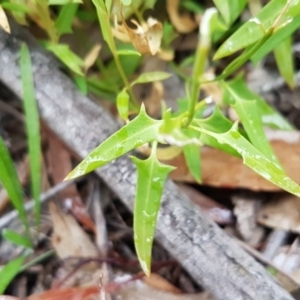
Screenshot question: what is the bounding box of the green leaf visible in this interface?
[3,229,32,248]
[0,256,26,294]
[1,2,30,13]
[131,146,174,276]
[251,15,300,64]
[195,106,239,156]
[131,72,171,86]
[20,44,41,228]
[49,0,81,5]
[196,123,300,197]
[223,80,281,167]
[212,0,247,25]
[274,36,295,89]
[92,0,115,51]
[117,90,129,121]
[55,3,79,37]
[43,43,84,75]
[66,104,163,179]
[0,137,30,238]
[215,0,300,59]
[223,76,293,130]
[116,49,141,56]
[182,129,201,183]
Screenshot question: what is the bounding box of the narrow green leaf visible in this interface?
[212,0,247,25]
[251,15,300,64]
[131,146,174,275]
[20,44,41,228]
[1,2,30,13]
[183,129,201,183]
[196,123,300,197]
[131,72,171,86]
[43,43,84,75]
[55,3,79,37]
[116,49,141,56]
[66,105,163,179]
[223,76,293,130]
[3,229,32,248]
[223,81,281,167]
[117,90,129,121]
[49,0,81,5]
[0,137,30,234]
[274,36,295,89]
[92,0,115,50]
[215,0,300,59]
[0,256,25,294]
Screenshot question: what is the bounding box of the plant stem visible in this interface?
[19,250,55,273]
[182,8,216,127]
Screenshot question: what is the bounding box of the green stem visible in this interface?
[182,8,217,127]
[19,250,55,273]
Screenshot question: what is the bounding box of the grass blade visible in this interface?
[20,43,41,228]
[0,137,31,241]
[2,229,33,249]
[0,256,26,294]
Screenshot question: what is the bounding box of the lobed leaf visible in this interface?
[195,106,239,156]
[131,149,174,275]
[196,123,300,197]
[20,43,41,228]
[66,105,163,179]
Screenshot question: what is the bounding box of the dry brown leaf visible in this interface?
[166,0,198,33]
[116,280,213,300]
[163,131,300,191]
[258,194,300,232]
[0,6,10,33]
[84,43,102,73]
[143,273,181,294]
[49,202,98,260]
[27,286,100,300]
[114,17,163,55]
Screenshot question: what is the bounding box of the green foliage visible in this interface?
[131,143,174,275]
[3,229,33,249]
[64,0,300,276]
[4,0,300,278]
[0,256,26,294]
[0,137,31,241]
[20,44,41,228]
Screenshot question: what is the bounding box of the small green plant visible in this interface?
[1,0,300,279]
[64,0,300,275]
